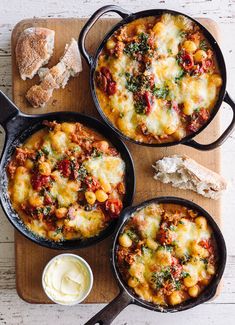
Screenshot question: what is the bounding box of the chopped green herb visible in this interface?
[35,150,43,160]
[158,245,173,252]
[126,229,139,243]
[179,31,187,38]
[151,266,171,289]
[200,258,209,265]
[77,165,88,181]
[124,33,150,59]
[41,147,50,155]
[91,148,103,158]
[141,245,152,256]
[134,100,146,115]
[167,48,173,55]
[125,73,151,93]
[169,224,176,231]
[119,112,124,118]
[152,85,169,99]
[55,227,63,234]
[43,206,52,216]
[181,271,190,279]
[173,280,182,290]
[180,253,191,264]
[199,39,208,51]
[175,70,185,83]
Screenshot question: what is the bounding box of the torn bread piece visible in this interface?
[152,155,227,199]
[16,27,55,80]
[26,38,82,108]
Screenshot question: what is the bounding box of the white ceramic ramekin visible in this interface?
[42,253,93,305]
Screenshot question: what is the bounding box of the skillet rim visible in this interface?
[89,8,227,147]
[0,111,136,249]
[111,196,227,313]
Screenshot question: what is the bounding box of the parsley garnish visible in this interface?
[134,100,146,115]
[141,245,152,255]
[174,280,182,290]
[180,253,191,264]
[125,73,151,93]
[91,148,103,158]
[126,229,139,243]
[55,227,63,234]
[124,33,150,59]
[175,70,185,83]
[77,165,88,180]
[151,267,171,289]
[152,85,169,99]
[41,147,50,156]
[179,31,187,38]
[199,39,208,51]
[181,271,190,279]
[169,224,176,231]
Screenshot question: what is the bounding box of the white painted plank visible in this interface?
[0,289,235,325]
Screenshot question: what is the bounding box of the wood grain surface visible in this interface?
[11,17,221,304]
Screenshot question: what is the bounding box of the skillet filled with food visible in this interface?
[85,197,226,324]
[0,91,135,249]
[79,5,235,150]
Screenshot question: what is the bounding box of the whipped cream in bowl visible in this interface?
[42,253,93,305]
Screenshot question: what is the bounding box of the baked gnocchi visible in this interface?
[117,203,217,306]
[7,121,126,241]
[95,14,222,144]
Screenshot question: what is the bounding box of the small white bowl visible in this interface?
[42,253,93,305]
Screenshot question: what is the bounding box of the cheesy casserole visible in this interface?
[117,203,217,306]
[95,14,222,144]
[7,121,126,241]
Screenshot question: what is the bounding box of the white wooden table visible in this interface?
[0,0,235,324]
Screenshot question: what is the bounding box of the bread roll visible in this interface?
[26,38,82,108]
[16,27,55,80]
[152,155,227,199]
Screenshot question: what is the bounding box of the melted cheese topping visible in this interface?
[65,207,105,238]
[96,14,222,144]
[12,167,31,203]
[8,122,126,242]
[50,171,79,207]
[174,218,211,256]
[83,156,125,186]
[117,203,217,307]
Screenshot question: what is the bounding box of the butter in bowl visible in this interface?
[42,254,93,305]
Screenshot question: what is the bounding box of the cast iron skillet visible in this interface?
[0,90,135,249]
[79,5,235,150]
[85,197,227,325]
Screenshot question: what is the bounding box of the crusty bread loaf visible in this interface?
[26,38,82,108]
[16,27,55,80]
[152,155,227,199]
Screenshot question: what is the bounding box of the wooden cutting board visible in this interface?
[11,17,221,304]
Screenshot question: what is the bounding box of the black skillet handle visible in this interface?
[84,290,132,325]
[184,92,235,150]
[78,5,131,66]
[0,90,20,129]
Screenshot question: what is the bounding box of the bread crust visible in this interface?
[16,27,55,80]
[153,154,227,199]
[26,38,82,108]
